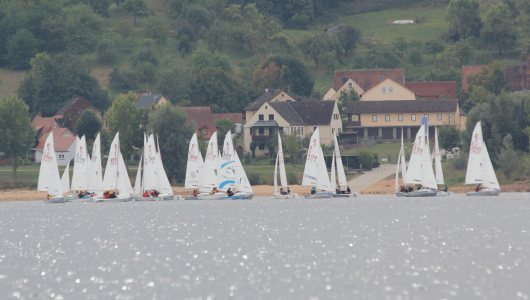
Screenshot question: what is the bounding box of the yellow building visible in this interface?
[243,89,297,122]
[359,78,416,101]
[344,99,467,141]
[136,94,169,109]
[244,101,342,156]
[323,79,364,102]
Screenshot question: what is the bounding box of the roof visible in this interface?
[35,131,76,151]
[345,99,459,114]
[269,101,336,126]
[55,97,97,116]
[404,81,457,99]
[252,120,279,127]
[359,77,416,97]
[137,94,164,109]
[244,89,283,111]
[461,66,486,93]
[212,113,243,123]
[51,128,73,138]
[179,107,217,139]
[30,116,58,133]
[334,69,405,92]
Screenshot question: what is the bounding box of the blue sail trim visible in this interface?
[219,180,235,188]
[222,161,234,169]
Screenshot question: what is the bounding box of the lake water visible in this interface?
[1,194,529,300]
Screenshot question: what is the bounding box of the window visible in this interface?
[398,114,403,121]
[338,128,341,133]
[385,115,390,122]
[393,76,396,81]
[250,128,253,135]
[258,144,265,150]
[301,127,304,135]
[291,127,294,134]
[58,154,64,160]
[449,113,453,120]
[424,114,429,120]
[372,115,377,122]
[411,114,416,121]
[381,87,386,94]
[201,129,207,135]
[282,93,284,97]
[258,114,264,120]
[286,99,292,102]
[379,76,384,81]
[275,99,280,102]
[53,123,56,128]
[348,82,352,88]
[437,114,442,120]
[389,87,394,94]
[265,106,268,109]
[269,114,274,120]
[259,127,264,134]
[333,114,339,120]
[298,127,301,135]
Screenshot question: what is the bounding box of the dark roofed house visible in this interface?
[344,99,467,141]
[244,89,297,123]
[180,107,217,141]
[244,101,342,156]
[54,97,105,132]
[137,94,169,109]
[404,81,457,100]
[334,69,405,92]
[213,113,244,133]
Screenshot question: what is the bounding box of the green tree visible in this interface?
[453,39,475,65]
[496,133,519,178]
[337,25,361,56]
[115,20,133,38]
[147,105,195,182]
[424,38,445,59]
[109,68,138,92]
[143,16,168,44]
[186,4,213,32]
[62,4,105,54]
[270,33,294,54]
[337,89,359,114]
[357,149,375,170]
[75,110,102,143]
[262,55,314,97]
[0,95,36,177]
[96,39,118,63]
[393,36,408,58]
[302,33,342,68]
[362,47,401,69]
[482,3,518,54]
[285,133,300,165]
[463,85,491,111]
[123,0,150,26]
[214,119,236,145]
[166,0,188,19]
[104,93,141,164]
[445,0,482,40]
[438,125,460,151]
[407,47,423,66]
[6,29,40,70]
[194,67,244,112]
[191,42,232,74]
[157,65,193,104]
[69,0,112,16]
[467,61,507,95]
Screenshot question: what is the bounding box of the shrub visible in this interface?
[96,39,118,63]
[451,153,468,170]
[262,175,273,185]
[247,171,260,185]
[357,149,374,170]
[286,170,299,185]
[373,153,380,168]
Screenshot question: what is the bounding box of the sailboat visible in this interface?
[396,124,437,197]
[87,132,103,198]
[39,133,66,203]
[394,128,407,193]
[302,127,332,199]
[66,135,91,202]
[154,136,177,200]
[219,130,254,200]
[433,128,453,196]
[274,132,298,199]
[60,159,71,197]
[184,132,223,200]
[91,131,132,202]
[330,133,358,197]
[465,121,501,196]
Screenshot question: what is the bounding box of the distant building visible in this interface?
[359,78,416,101]
[136,94,169,109]
[32,128,76,166]
[461,56,530,93]
[180,107,217,142]
[54,97,106,132]
[404,81,457,100]
[333,69,405,93]
[243,89,298,122]
[213,113,244,133]
[323,78,364,103]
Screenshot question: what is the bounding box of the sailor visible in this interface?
[443,185,448,192]
[193,190,197,196]
[280,187,284,195]
[475,184,481,192]
[90,192,95,197]
[287,187,291,194]
[227,187,234,197]
[346,186,351,194]
[151,190,159,197]
[47,194,52,199]
[104,191,110,199]
[336,187,341,195]
[311,187,316,194]
[210,188,216,195]
[408,186,413,192]
[143,191,149,197]
[109,191,117,198]
[78,191,83,198]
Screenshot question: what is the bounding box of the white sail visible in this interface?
[274,152,279,193]
[395,148,402,191]
[143,134,158,191]
[217,130,236,191]
[185,133,202,189]
[134,155,142,195]
[481,143,500,190]
[38,133,55,192]
[71,135,89,191]
[401,128,406,176]
[421,139,438,189]
[433,128,444,184]
[117,152,133,195]
[102,132,120,191]
[155,136,173,195]
[200,131,218,192]
[330,152,336,191]
[316,144,332,191]
[333,134,348,188]
[302,127,321,186]
[87,133,103,193]
[465,121,484,184]
[234,150,253,193]
[277,132,288,188]
[403,124,425,185]
[61,159,71,193]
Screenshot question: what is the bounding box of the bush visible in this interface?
[109,68,138,92]
[244,155,251,165]
[357,149,375,170]
[96,39,118,63]
[286,170,299,185]
[373,153,380,168]
[451,153,468,170]
[247,171,260,185]
[7,29,40,69]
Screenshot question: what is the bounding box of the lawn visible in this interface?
[341,142,414,164]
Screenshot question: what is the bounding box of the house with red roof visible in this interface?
[359,78,417,101]
[461,56,530,93]
[333,69,405,92]
[179,107,218,142]
[33,128,76,166]
[212,113,244,133]
[404,81,457,100]
[55,97,107,132]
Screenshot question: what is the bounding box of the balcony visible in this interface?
[252,134,272,142]
[347,121,361,127]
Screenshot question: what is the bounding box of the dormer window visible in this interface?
[348,82,352,88]
[53,123,56,128]
[393,76,396,81]
[275,99,280,102]
[201,129,207,135]
[282,94,284,97]
[380,76,384,81]
[381,87,386,94]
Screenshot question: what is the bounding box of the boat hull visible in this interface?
[65,195,91,202]
[91,196,131,202]
[332,192,359,198]
[466,189,501,196]
[185,193,223,200]
[304,192,332,199]
[44,196,66,203]
[133,194,176,201]
[219,193,254,200]
[436,191,454,196]
[395,190,437,197]
[274,193,299,199]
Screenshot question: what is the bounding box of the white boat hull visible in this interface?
[65,195,91,202]
[90,195,131,202]
[466,189,501,196]
[133,194,176,201]
[436,191,454,196]
[274,193,299,199]
[304,192,332,199]
[332,192,359,198]
[219,192,254,200]
[185,193,223,200]
[44,196,66,203]
[395,190,437,197]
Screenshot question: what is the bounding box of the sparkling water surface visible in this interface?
[1,193,529,300]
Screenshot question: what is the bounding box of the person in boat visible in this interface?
[475,184,482,192]
[90,192,95,197]
[417,185,422,190]
[408,186,413,192]
[143,191,149,197]
[193,190,197,196]
[400,186,406,193]
[78,191,84,198]
[103,191,110,199]
[443,185,448,192]
[47,194,52,199]
[280,187,284,195]
[347,186,351,194]
[287,187,291,194]
[210,188,216,195]
[336,187,341,195]
[227,187,234,197]
[311,187,316,194]
[109,191,117,198]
